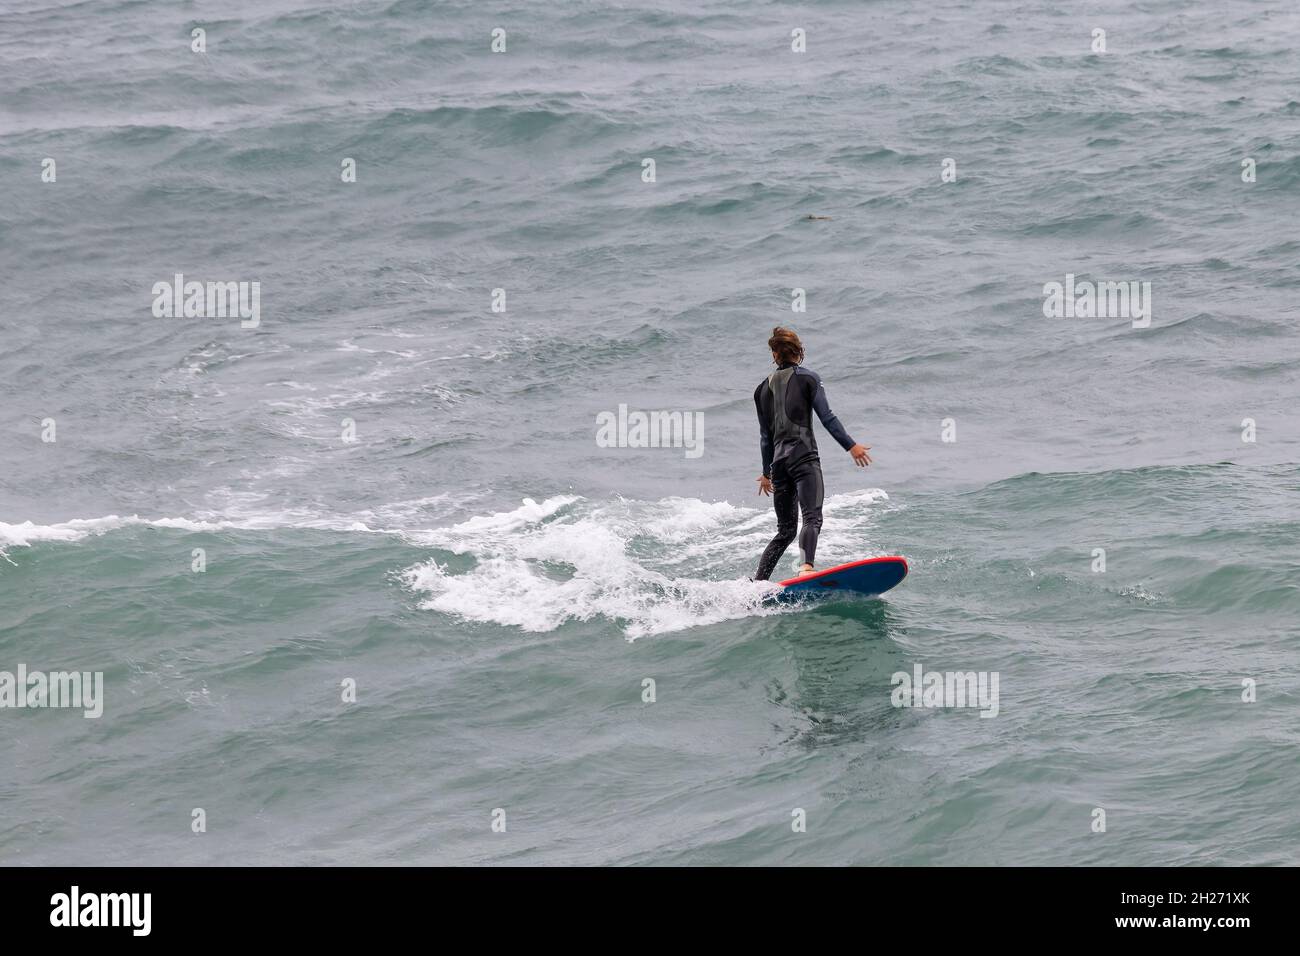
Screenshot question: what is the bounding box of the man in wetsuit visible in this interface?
[753,327,871,580]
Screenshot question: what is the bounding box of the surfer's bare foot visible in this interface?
[797,564,816,576]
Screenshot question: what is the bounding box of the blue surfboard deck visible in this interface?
[774,556,908,600]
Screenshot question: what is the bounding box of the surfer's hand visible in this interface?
[756,475,773,496]
[850,443,872,467]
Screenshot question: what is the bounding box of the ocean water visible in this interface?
[2,0,1299,865]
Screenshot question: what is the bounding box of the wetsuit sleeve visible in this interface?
[754,382,774,477]
[809,374,856,451]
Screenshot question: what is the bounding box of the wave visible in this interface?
[0,491,477,560]
[0,489,893,636]
[400,490,895,639]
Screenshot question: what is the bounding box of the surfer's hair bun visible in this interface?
[768,327,804,365]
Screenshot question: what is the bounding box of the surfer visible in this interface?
[753,327,871,580]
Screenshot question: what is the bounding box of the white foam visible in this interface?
[401,550,784,640]
[0,508,389,559]
[636,497,744,544]
[0,491,480,557]
[405,495,579,547]
[335,339,420,358]
[0,515,231,562]
[400,490,895,639]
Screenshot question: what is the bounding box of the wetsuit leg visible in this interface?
[755,462,798,581]
[791,456,825,568]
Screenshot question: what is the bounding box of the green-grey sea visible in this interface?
[2,0,1299,864]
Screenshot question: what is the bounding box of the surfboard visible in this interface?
[775,555,908,599]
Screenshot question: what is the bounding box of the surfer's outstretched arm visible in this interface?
[809,374,872,466]
[754,382,775,493]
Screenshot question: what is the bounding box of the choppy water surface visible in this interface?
[2,0,1298,864]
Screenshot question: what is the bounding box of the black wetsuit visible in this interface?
[753,364,857,581]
